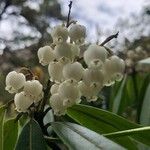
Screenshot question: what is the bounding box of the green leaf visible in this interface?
[135,74,150,122]
[3,118,18,150]
[126,75,136,104]
[46,145,52,150]
[138,57,150,64]
[67,104,150,147]
[104,126,150,138]
[43,105,54,135]
[18,115,29,135]
[109,81,121,110]
[136,57,150,70]
[105,126,150,149]
[140,83,150,125]
[51,122,125,150]
[138,78,150,150]
[0,106,6,150]
[15,119,47,150]
[112,75,127,114]
[19,115,28,128]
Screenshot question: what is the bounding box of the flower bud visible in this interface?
[84,44,108,65]
[5,71,26,93]
[69,24,86,44]
[48,61,64,83]
[58,80,81,107]
[14,92,33,112]
[51,25,68,44]
[54,42,73,60]
[63,62,84,81]
[37,46,55,66]
[23,80,43,100]
[50,93,66,116]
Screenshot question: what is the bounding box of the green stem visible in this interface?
[39,80,51,112]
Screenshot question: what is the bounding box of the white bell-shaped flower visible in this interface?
[50,93,66,116]
[5,71,26,94]
[48,61,64,83]
[84,44,108,65]
[58,80,81,107]
[70,44,80,60]
[63,62,84,82]
[54,42,73,60]
[102,69,115,86]
[14,92,33,112]
[113,73,124,81]
[50,83,59,95]
[103,59,115,83]
[23,80,43,100]
[103,56,125,83]
[69,24,86,44]
[88,59,103,70]
[51,25,68,44]
[110,56,125,74]
[106,56,125,81]
[103,59,113,73]
[37,46,55,66]
[34,91,44,103]
[78,81,101,102]
[82,68,104,86]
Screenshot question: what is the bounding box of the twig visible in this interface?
[66,1,73,27]
[40,80,51,112]
[103,46,114,56]
[68,20,77,27]
[100,31,119,46]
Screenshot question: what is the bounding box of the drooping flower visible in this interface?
[5,71,26,94]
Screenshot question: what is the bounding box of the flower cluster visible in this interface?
[125,46,148,68]
[5,70,43,112]
[37,23,125,116]
[5,23,125,116]
[121,46,150,74]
